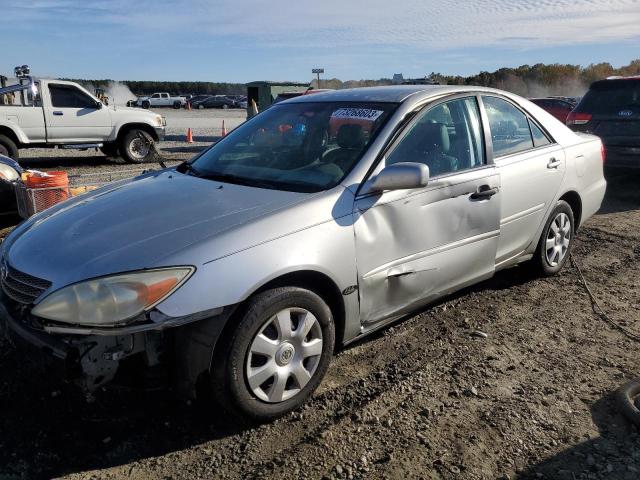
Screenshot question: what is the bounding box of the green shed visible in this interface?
[246,81,309,117]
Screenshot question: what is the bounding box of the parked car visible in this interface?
[0,77,166,163]
[136,92,186,109]
[529,97,575,123]
[0,85,606,422]
[187,94,212,106]
[192,95,237,109]
[567,77,640,167]
[0,154,21,216]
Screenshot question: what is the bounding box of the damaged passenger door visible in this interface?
[353,95,501,325]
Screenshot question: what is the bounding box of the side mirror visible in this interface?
[371,162,429,192]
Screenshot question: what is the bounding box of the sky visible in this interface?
[1,0,639,83]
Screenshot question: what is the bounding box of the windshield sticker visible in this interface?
[331,108,384,121]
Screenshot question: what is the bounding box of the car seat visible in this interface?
[322,124,366,172]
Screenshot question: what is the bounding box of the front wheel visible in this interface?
[211,287,335,422]
[0,134,19,160]
[173,101,181,109]
[119,130,154,163]
[533,200,575,276]
[141,100,150,109]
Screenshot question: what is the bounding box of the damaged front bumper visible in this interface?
[0,292,233,396]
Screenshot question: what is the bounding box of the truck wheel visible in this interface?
[222,104,229,110]
[142,100,151,109]
[120,130,154,163]
[173,101,181,109]
[100,143,119,158]
[198,104,205,110]
[210,287,335,422]
[0,134,18,160]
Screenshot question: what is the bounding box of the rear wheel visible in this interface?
[0,134,18,160]
[533,200,574,276]
[211,287,335,422]
[173,101,181,109]
[120,130,154,163]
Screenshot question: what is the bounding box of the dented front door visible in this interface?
[353,95,501,325]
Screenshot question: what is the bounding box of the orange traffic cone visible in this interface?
[221,120,227,137]
[186,128,194,143]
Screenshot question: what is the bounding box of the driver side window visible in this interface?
[49,84,96,109]
[386,97,485,177]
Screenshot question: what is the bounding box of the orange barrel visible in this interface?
[24,171,70,213]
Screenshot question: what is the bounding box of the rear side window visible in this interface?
[529,120,551,148]
[578,80,640,114]
[482,96,534,157]
[49,84,96,109]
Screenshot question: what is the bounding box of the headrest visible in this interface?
[421,122,450,153]
[337,124,366,149]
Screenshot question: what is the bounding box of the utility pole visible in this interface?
[312,68,324,88]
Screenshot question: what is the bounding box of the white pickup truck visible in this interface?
[0,77,166,163]
[135,92,186,109]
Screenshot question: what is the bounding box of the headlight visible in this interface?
[31,268,194,326]
[154,115,165,127]
[0,163,20,182]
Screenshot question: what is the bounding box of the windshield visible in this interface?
[579,80,640,114]
[185,101,397,192]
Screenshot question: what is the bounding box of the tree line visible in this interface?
[63,59,640,98]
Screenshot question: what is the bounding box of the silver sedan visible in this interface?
[0,85,606,421]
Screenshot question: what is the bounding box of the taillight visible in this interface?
[566,112,592,126]
[601,143,606,164]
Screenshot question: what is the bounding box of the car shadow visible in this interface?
[0,340,248,479]
[164,134,219,143]
[18,156,116,169]
[518,392,640,479]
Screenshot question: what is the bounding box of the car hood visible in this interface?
[3,170,310,289]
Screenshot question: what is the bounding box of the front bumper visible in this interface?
[0,290,234,396]
[154,125,166,142]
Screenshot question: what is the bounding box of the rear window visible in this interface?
[578,80,640,114]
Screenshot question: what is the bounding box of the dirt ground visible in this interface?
[1,153,639,479]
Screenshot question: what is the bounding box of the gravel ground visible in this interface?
[0,148,639,479]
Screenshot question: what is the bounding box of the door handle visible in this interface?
[470,185,498,200]
[547,157,561,169]
[52,111,64,116]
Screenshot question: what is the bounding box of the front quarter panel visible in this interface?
[154,187,361,342]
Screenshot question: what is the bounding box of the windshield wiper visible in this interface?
[199,172,277,190]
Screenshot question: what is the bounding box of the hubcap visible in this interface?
[246,307,323,403]
[129,137,150,160]
[545,212,571,267]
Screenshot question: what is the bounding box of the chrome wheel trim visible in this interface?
[246,307,323,403]
[545,212,571,267]
[129,137,150,160]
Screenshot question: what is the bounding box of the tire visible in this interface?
[533,200,574,276]
[173,101,181,109]
[119,129,154,164]
[616,379,640,427]
[198,104,205,110]
[141,100,150,109]
[222,104,229,110]
[0,134,19,160]
[99,143,119,158]
[210,287,335,422]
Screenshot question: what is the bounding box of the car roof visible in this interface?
[283,85,506,104]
